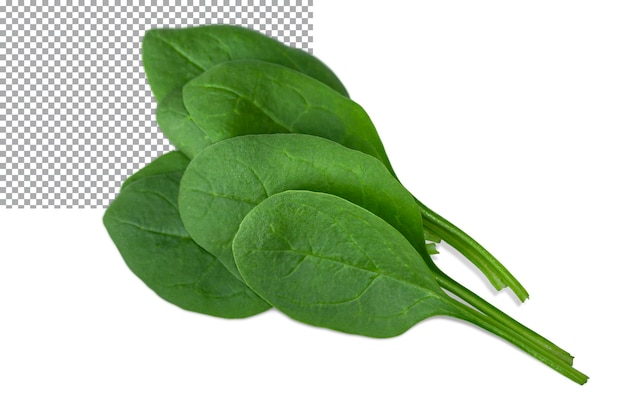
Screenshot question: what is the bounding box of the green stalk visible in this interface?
[446,298,588,385]
[407,207,572,365]
[419,200,529,301]
[434,269,573,365]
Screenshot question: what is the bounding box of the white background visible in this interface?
[2,1,624,415]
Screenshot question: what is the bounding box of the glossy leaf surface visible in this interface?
[181,60,393,170]
[178,134,425,278]
[232,190,452,338]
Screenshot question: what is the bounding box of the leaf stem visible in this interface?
[433,269,573,365]
[446,298,588,385]
[418,200,529,301]
[407,207,572,365]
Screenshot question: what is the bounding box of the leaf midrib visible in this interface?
[108,216,191,240]
[154,32,205,73]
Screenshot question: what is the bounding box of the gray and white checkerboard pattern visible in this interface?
[0,1,313,208]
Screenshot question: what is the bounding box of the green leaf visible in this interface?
[178,134,426,279]
[142,24,348,102]
[232,190,589,384]
[180,60,393,170]
[103,151,270,318]
[232,190,451,338]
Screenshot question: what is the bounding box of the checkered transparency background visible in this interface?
[0,1,313,208]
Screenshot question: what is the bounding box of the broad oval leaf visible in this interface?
[103,151,270,318]
[232,190,452,338]
[180,60,394,172]
[178,134,426,278]
[143,24,348,102]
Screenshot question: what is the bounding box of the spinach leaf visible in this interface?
[232,190,588,384]
[232,189,449,337]
[142,24,348,102]
[181,59,393,169]
[103,151,270,318]
[178,133,422,279]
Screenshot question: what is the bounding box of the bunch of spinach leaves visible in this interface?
[103,25,587,384]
